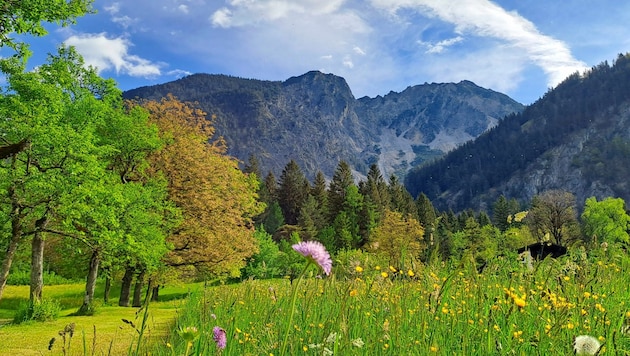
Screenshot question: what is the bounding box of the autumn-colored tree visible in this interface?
[140,95,264,277]
[369,210,425,269]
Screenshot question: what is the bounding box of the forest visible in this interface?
[405,53,630,211]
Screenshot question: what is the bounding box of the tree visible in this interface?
[0,47,119,302]
[140,95,264,276]
[369,210,425,269]
[328,161,355,221]
[277,160,309,225]
[416,193,437,243]
[527,190,579,245]
[581,197,630,245]
[0,0,93,53]
[360,164,390,222]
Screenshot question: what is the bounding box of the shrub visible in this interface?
[7,270,76,285]
[13,298,62,324]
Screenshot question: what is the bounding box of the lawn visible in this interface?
[0,282,200,355]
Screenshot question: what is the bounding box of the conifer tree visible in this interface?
[278,160,309,225]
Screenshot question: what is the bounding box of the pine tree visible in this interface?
[278,160,309,225]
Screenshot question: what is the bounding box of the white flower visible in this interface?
[351,338,365,348]
[574,335,601,356]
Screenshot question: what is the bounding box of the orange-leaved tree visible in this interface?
[139,95,265,278]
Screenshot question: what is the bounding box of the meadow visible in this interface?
[2,247,630,355]
[160,247,630,355]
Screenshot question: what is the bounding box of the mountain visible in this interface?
[123,71,523,180]
[405,53,630,212]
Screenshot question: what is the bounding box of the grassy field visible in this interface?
[0,282,200,355]
[158,250,630,355]
[3,249,630,355]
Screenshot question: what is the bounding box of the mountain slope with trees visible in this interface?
[123,71,523,180]
[406,53,630,212]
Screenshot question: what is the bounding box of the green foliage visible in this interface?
[13,298,61,323]
[581,196,630,245]
[6,270,76,286]
[242,228,283,279]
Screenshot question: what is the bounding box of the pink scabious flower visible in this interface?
[292,240,332,275]
[212,326,227,349]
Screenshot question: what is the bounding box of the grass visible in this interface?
[158,249,630,355]
[0,281,200,355]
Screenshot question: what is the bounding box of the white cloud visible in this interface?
[64,33,161,77]
[104,3,120,15]
[210,0,348,28]
[353,46,366,55]
[420,36,463,54]
[370,0,587,88]
[178,4,189,14]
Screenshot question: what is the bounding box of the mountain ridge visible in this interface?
[124,71,523,181]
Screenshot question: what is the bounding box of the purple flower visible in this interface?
[292,241,332,275]
[212,326,227,349]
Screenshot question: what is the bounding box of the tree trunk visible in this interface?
[78,250,100,314]
[29,214,49,304]
[118,266,134,307]
[151,285,160,302]
[132,270,145,307]
[29,232,44,304]
[0,233,21,301]
[0,190,24,301]
[104,274,111,304]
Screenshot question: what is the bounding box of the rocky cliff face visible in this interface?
[124,71,523,180]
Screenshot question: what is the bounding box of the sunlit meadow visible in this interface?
[156,247,630,355]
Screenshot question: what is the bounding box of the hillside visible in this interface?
[123,71,523,180]
[405,53,630,212]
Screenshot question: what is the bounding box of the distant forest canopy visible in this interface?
[405,53,630,212]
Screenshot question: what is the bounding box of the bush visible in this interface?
[7,270,76,285]
[13,298,62,324]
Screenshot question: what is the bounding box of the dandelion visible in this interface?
[292,240,332,276]
[213,326,227,350]
[573,335,601,356]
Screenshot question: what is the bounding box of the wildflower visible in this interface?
[349,289,358,297]
[407,269,415,277]
[514,297,526,308]
[573,335,601,356]
[352,338,365,348]
[389,266,397,273]
[430,346,438,352]
[381,272,388,278]
[292,241,332,275]
[178,326,199,343]
[355,266,363,273]
[213,326,227,349]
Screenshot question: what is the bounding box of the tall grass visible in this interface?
[158,248,630,355]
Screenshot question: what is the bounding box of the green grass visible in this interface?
[0,281,200,355]
[157,250,630,355]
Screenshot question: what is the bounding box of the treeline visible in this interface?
[242,157,630,279]
[0,49,262,318]
[405,53,630,211]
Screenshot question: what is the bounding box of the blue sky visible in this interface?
[6,0,630,105]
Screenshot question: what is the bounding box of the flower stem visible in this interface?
[280,262,311,356]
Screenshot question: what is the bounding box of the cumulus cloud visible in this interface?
[370,0,587,87]
[64,33,161,77]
